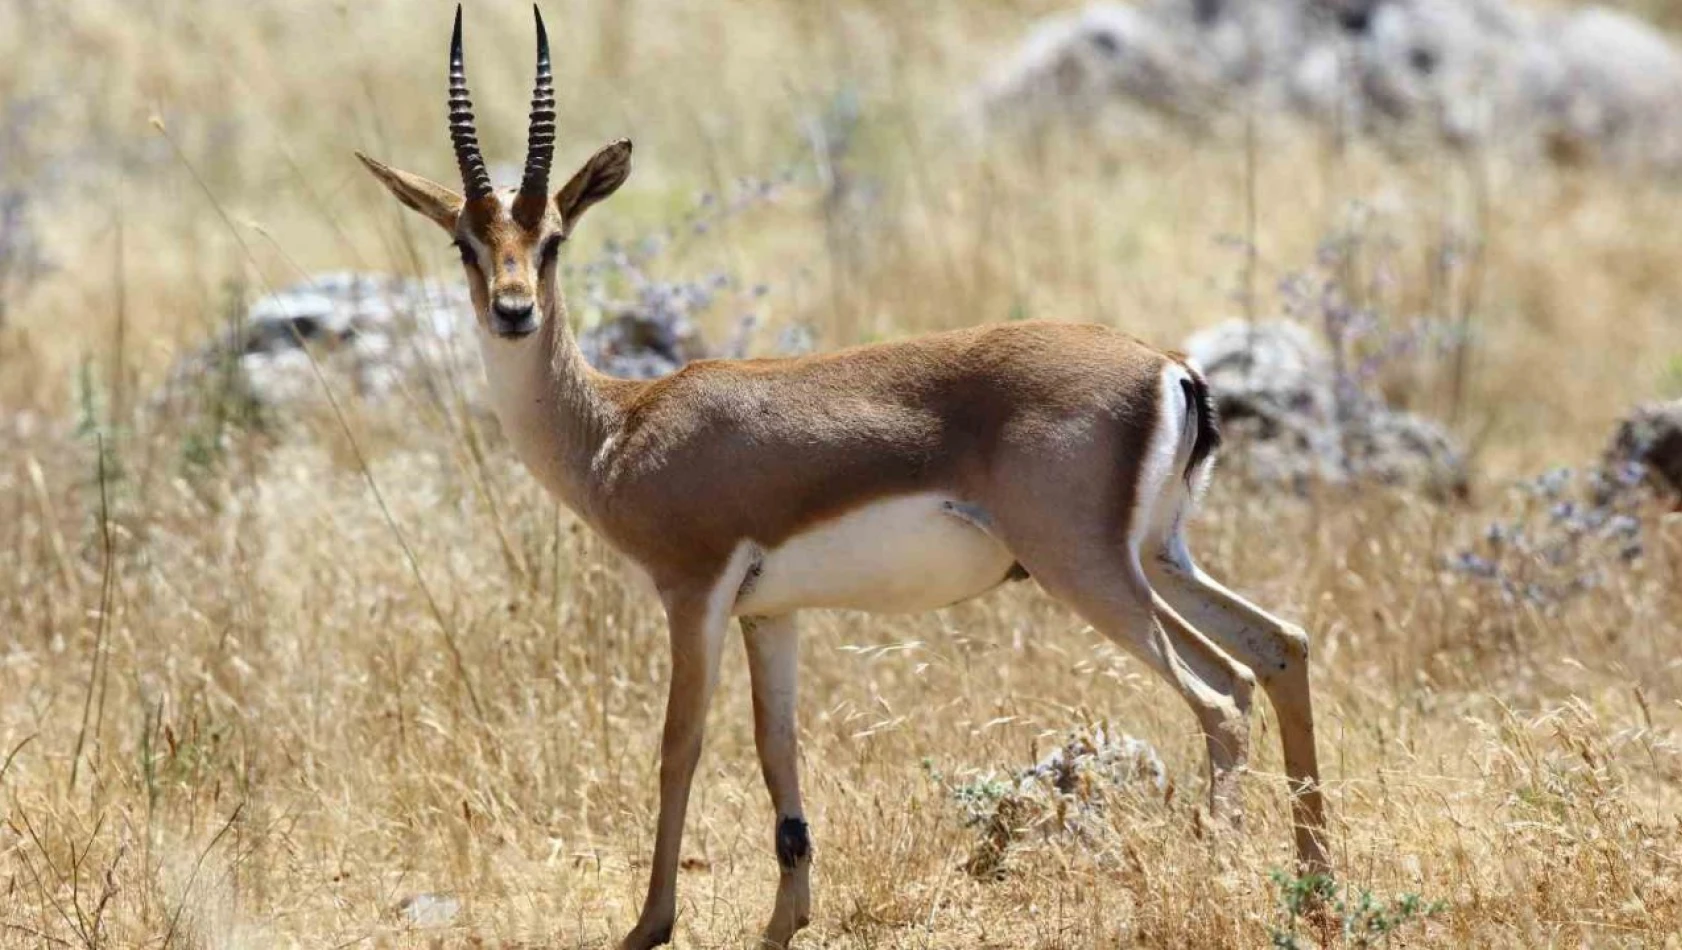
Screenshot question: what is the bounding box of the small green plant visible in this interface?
[949,774,1012,824]
[73,357,127,487]
[1269,870,1447,949]
[176,278,269,477]
[1659,353,1682,399]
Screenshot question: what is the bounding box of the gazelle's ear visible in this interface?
[356,152,464,233]
[554,139,632,238]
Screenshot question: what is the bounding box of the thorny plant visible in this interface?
[925,725,1168,880]
[1275,208,1471,432]
[1268,871,1447,950]
[1260,216,1665,610]
[568,166,814,364]
[1214,208,1473,496]
[1449,462,1651,609]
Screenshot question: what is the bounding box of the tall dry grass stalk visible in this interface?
[3,1,1681,947]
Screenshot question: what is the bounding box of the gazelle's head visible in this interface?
[357,5,632,339]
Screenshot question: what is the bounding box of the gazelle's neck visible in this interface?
[479,295,620,514]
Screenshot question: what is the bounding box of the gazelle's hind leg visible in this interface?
[1022,543,1257,823]
[989,361,1257,826]
[1145,521,1330,873]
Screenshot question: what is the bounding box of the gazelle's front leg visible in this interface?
[621,584,733,950]
[741,614,810,947]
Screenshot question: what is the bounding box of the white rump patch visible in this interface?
[1133,363,1196,549]
[733,493,1018,616]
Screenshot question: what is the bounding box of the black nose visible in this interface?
[494,300,533,321]
[491,300,537,336]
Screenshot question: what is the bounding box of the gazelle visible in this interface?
[357,7,1328,947]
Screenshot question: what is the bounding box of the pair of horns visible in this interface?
[449,4,555,208]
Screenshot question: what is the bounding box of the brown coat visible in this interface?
[589,321,1167,586]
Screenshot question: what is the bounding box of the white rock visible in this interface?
[394,893,460,928]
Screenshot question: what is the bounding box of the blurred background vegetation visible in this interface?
[2,0,1679,476]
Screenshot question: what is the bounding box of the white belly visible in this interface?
[732,493,1019,616]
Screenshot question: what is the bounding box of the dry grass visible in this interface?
[4,1,1682,947]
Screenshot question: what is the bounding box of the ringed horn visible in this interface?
[447,4,494,202]
[514,5,557,225]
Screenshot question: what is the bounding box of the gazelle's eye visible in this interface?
[539,234,563,266]
[451,239,476,267]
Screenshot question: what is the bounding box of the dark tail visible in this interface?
[1180,373,1221,483]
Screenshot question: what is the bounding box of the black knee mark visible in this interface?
[647,923,672,946]
[776,816,810,870]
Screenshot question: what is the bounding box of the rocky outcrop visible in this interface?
[188,272,475,409]
[1184,318,1467,496]
[155,271,712,430]
[1605,399,1682,502]
[976,0,1682,171]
